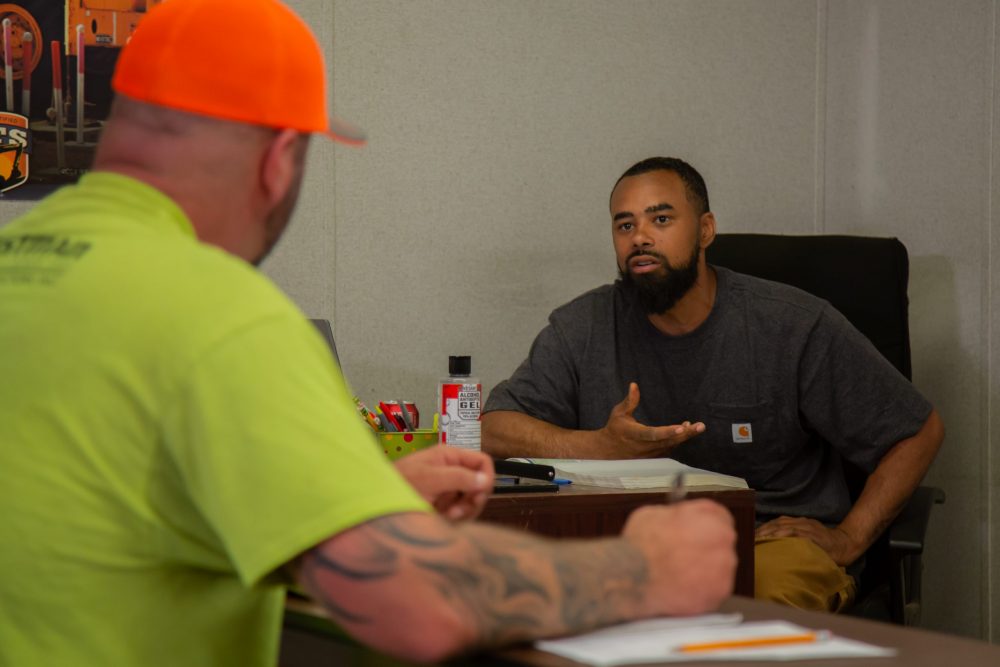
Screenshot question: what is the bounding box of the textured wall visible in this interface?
[820,0,994,640]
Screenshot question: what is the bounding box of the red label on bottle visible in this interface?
[439,382,481,447]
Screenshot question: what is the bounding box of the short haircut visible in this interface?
[611,157,710,216]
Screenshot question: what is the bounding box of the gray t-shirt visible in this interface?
[485,266,932,523]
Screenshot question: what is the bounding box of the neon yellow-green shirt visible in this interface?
[0,172,429,666]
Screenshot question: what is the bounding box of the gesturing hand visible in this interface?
[394,446,495,521]
[598,383,705,458]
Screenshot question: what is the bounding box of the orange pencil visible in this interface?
[677,630,828,653]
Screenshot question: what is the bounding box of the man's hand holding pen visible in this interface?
[624,499,737,616]
[669,472,688,504]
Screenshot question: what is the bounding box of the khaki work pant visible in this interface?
[754,536,857,612]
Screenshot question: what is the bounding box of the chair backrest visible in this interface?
[706,233,912,379]
[705,233,912,597]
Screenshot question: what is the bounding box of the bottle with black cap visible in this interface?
[437,355,481,450]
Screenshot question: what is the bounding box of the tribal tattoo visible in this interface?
[301,513,651,648]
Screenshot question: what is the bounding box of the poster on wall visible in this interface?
[0,1,162,200]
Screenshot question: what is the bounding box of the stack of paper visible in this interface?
[536,615,896,665]
[509,458,748,490]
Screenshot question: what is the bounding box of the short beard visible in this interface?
[252,177,302,267]
[618,238,701,315]
[252,137,310,267]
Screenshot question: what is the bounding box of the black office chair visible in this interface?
[706,233,944,626]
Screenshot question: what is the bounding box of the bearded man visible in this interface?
[482,156,944,613]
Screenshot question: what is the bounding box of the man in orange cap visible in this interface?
[0,2,736,665]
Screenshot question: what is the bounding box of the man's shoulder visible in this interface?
[719,267,829,321]
[549,283,622,323]
[57,204,305,354]
[172,241,285,300]
[152,244,306,347]
[99,224,294,321]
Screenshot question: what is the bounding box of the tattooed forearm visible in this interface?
[372,514,456,548]
[419,524,649,644]
[310,540,397,580]
[413,556,543,644]
[477,548,550,601]
[552,539,648,629]
[300,512,652,652]
[302,524,402,625]
[301,562,374,625]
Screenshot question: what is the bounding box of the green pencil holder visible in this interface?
[378,430,439,461]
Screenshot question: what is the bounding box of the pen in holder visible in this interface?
[378,429,440,461]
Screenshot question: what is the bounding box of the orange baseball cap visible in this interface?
[112,0,365,145]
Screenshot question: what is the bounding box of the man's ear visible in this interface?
[259,128,302,207]
[699,211,717,248]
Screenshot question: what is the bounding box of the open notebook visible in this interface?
[508,458,748,490]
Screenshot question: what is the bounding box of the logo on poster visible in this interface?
[0,112,30,193]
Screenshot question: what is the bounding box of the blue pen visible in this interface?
[553,478,572,485]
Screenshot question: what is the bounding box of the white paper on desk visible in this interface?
[536,618,897,665]
[510,458,748,490]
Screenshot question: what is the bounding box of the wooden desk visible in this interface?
[497,596,1000,666]
[282,596,1000,667]
[479,484,756,597]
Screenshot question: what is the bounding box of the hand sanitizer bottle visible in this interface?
[437,355,481,450]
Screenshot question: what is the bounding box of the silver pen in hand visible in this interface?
[669,471,687,504]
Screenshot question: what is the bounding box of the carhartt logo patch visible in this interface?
[732,423,752,444]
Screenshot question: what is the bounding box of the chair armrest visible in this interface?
[888,486,945,556]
